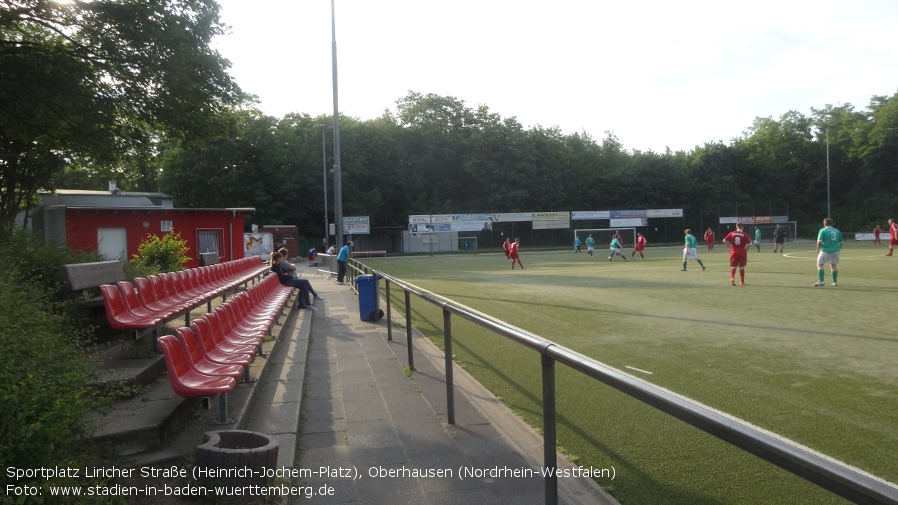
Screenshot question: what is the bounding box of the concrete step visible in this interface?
[89,337,166,390]
[85,374,194,456]
[84,299,303,461]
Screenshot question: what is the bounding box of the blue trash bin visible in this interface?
[356,274,383,322]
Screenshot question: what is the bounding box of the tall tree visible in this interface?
[0,0,242,235]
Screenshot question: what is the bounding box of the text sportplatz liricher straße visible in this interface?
[5,464,615,498]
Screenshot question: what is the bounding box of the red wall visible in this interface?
[65,208,247,269]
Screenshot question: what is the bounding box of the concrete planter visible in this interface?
[194,430,279,489]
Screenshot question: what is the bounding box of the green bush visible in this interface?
[0,232,123,502]
[0,255,95,497]
[0,230,103,296]
[131,231,190,272]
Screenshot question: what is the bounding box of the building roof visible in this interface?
[50,189,173,198]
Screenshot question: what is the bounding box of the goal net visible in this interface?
[574,228,638,250]
[753,222,797,243]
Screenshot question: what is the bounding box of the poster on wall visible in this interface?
[244,233,273,258]
[610,218,647,227]
[572,210,611,220]
[451,214,495,232]
[343,216,370,234]
[532,211,571,230]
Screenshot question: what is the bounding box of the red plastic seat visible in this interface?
[135,277,178,315]
[100,284,164,331]
[193,317,257,356]
[213,306,266,341]
[190,318,253,366]
[203,312,261,347]
[147,275,193,313]
[157,336,235,397]
[116,281,177,320]
[175,327,244,378]
[160,272,201,306]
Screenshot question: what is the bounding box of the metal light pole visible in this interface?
[825,127,831,218]
[320,125,332,247]
[330,0,344,248]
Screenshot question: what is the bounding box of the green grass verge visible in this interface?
[363,241,898,505]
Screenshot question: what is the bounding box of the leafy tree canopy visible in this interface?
[0,0,244,235]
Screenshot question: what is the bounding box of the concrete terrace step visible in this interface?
[84,294,310,463]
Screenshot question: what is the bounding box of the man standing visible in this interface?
[773,224,787,253]
[502,237,512,261]
[753,226,762,252]
[723,222,752,286]
[336,240,352,285]
[608,235,628,261]
[585,234,595,258]
[873,224,882,245]
[814,218,843,287]
[703,227,715,251]
[574,235,582,253]
[509,238,525,270]
[888,219,898,256]
[681,229,706,271]
[631,233,646,259]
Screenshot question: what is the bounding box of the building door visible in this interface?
[97,228,127,261]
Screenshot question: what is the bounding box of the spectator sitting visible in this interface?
[270,250,325,310]
[278,247,300,278]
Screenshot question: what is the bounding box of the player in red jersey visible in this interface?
[502,237,511,261]
[631,233,647,259]
[509,238,525,269]
[703,227,715,251]
[888,219,898,256]
[723,222,752,285]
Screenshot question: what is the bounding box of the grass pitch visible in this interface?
[363,241,898,505]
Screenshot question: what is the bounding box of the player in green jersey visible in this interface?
[814,218,844,287]
[681,229,706,271]
[608,237,628,261]
[585,234,595,258]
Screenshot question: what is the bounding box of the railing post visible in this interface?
[404,289,414,369]
[443,307,455,424]
[385,279,392,341]
[542,352,558,505]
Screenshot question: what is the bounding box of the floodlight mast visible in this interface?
[331,0,344,248]
[320,125,332,247]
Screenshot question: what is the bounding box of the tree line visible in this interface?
[157,91,898,239]
[3,1,897,242]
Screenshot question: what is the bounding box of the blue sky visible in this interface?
[213,0,898,153]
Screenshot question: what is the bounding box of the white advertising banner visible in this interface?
[646,209,683,218]
[611,218,647,227]
[572,211,611,220]
[451,214,494,232]
[532,211,571,230]
[343,216,370,234]
[491,212,532,222]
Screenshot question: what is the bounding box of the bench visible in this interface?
[60,260,126,308]
[199,251,220,267]
[352,250,387,258]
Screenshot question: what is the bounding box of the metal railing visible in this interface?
[346,260,898,505]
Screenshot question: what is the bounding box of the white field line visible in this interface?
[625,365,653,375]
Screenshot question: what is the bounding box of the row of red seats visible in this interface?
[100,257,269,337]
[157,274,294,424]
